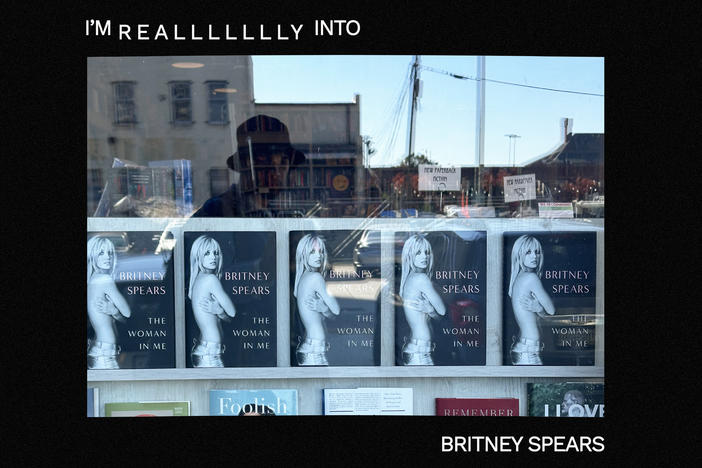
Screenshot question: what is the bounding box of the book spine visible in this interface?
[182,159,193,215]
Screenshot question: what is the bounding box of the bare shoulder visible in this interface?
[198,273,221,287]
[519,272,542,286]
[89,273,114,285]
[306,271,326,287]
[405,272,432,290]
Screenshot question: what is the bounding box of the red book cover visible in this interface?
[435,398,519,416]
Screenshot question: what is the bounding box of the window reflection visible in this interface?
[88,56,603,219]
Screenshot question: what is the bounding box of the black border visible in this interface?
[16,0,677,463]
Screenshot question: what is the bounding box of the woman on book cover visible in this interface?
[560,389,585,417]
[507,234,555,365]
[188,235,236,367]
[87,236,131,369]
[293,234,340,365]
[399,234,446,365]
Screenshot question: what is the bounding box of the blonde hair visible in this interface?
[399,234,433,297]
[87,236,116,283]
[293,234,327,297]
[188,235,223,300]
[508,234,544,297]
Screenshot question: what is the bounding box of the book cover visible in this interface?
[502,231,597,366]
[184,231,277,367]
[435,398,519,416]
[395,231,487,366]
[87,231,176,369]
[527,382,604,417]
[290,230,382,366]
[327,168,352,198]
[323,388,413,415]
[209,389,298,416]
[87,387,99,417]
[105,401,190,417]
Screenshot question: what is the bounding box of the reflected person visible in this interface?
[399,234,446,365]
[507,235,555,365]
[293,234,340,365]
[193,114,306,218]
[188,235,236,367]
[87,236,131,369]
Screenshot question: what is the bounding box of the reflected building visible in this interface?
[87,56,362,218]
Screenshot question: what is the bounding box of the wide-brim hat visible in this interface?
[226,114,305,170]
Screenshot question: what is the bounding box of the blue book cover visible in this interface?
[87,387,99,417]
[209,389,298,416]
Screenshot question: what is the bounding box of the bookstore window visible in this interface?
[169,81,193,125]
[90,56,604,220]
[206,81,229,124]
[112,81,136,125]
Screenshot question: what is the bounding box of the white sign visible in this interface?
[418,165,461,191]
[538,202,574,218]
[503,173,536,202]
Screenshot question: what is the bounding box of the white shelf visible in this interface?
[88,366,604,382]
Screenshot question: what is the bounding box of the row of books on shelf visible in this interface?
[94,158,193,217]
[232,152,355,171]
[87,229,598,369]
[87,382,604,417]
[238,167,353,194]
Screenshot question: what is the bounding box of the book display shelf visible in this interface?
[87,216,604,415]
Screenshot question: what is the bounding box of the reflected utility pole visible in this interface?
[407,55,421,158]
[505,133,521,167]
[474,56,486,205]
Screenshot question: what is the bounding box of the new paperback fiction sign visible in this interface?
[503,173,536,202]
[418,165,461,191]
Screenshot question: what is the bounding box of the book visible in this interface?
[527,382,604,417]
[289,230,382,366]
[148,159,193,216]
[394,231,487,366]
[323,388,413,415]
[209,389,298,415]
[105,401,190,417]
[435,398,519,416]
[87,231,176,369]
[184,231,277,367]
[87,387,99,417]
[502,231,598,366]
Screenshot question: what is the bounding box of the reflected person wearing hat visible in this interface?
[193,115,306,217]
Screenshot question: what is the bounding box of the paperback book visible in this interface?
[105,401,190,417]
[323,388,413,415]
[502,231,597,366]
[209,389,298,415]
[395,231,487,366]
[289,230,382,366]
[184,231,277,367]
[435,398,519,416]
[87,387,99,417]
[87,231,176,369]
[527,382,604,417]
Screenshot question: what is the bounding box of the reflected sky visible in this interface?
[252,55,604,167]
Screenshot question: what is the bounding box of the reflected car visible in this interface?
[352,230,403,274]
